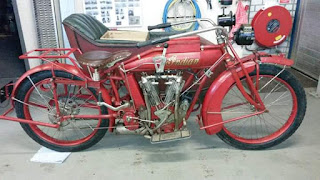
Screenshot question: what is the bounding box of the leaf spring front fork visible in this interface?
[228,61,266,112]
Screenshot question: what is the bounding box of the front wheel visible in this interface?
[217,64,306,150]
[15,70,108,152]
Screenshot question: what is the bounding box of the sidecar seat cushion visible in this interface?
[63,14,142,46]
[63,13,108,41]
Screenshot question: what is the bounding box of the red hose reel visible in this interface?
[252,6,293,47]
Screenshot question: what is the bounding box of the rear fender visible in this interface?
[11,63,87,102]
[201,61,256,135]
[11,63,116,132]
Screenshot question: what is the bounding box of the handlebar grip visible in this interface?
[136,40,153,48]
[148,23,171,31]
[137,37,170,48]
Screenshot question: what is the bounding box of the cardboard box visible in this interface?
[100,30,149,42]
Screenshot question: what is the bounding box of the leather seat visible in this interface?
[78,50,131,69]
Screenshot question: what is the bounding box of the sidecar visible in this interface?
[63,14,189,59]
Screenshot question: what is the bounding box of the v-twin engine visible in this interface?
[140,74,184,108]
[139,72,189,132]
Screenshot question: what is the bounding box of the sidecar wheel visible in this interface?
[15,70,108,152]
[217,64,306,150]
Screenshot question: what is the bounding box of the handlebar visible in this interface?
[148,18,218,31]
[148,23,171,31]
[137,37,170,48]
[137,18,229,48]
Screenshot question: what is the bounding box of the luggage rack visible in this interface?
[19,47,88,80]
[19,48,82,60]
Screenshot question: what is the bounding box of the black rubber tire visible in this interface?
[15,70,109,152]
[217,64,306,150]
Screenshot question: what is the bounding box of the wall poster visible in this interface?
[84,0,142,28]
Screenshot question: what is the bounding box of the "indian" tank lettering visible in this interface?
[165,55,199,66]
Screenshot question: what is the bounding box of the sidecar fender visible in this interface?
[11,63,86,103]
[201,55,293,135]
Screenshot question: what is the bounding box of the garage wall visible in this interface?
[15,0,300,70]
[72,0,238,31]
[64,0,246,56]
[12,0,41,69]
[64,0,297,58]
[291,0,320,79]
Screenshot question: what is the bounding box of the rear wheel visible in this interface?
[217,64,306,150]
[15,71,108,152]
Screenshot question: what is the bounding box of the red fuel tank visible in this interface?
[124,36,224,71]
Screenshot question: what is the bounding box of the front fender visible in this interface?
[11,63,87,103]
[260,55,294,66]
[201,61,256,135]
[201,54,293,135]
[241,53,294,66]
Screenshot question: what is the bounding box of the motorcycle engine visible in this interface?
[139,72,189,133]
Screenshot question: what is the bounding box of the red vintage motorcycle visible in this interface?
[0,19,306,152]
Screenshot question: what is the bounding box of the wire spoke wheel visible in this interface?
[217,64,306,150]
[15,71,108,152]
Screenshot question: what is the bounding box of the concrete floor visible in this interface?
[0,88,319,179]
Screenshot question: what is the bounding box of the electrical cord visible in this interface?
[163,0,201,32]
[206,0,212,9]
